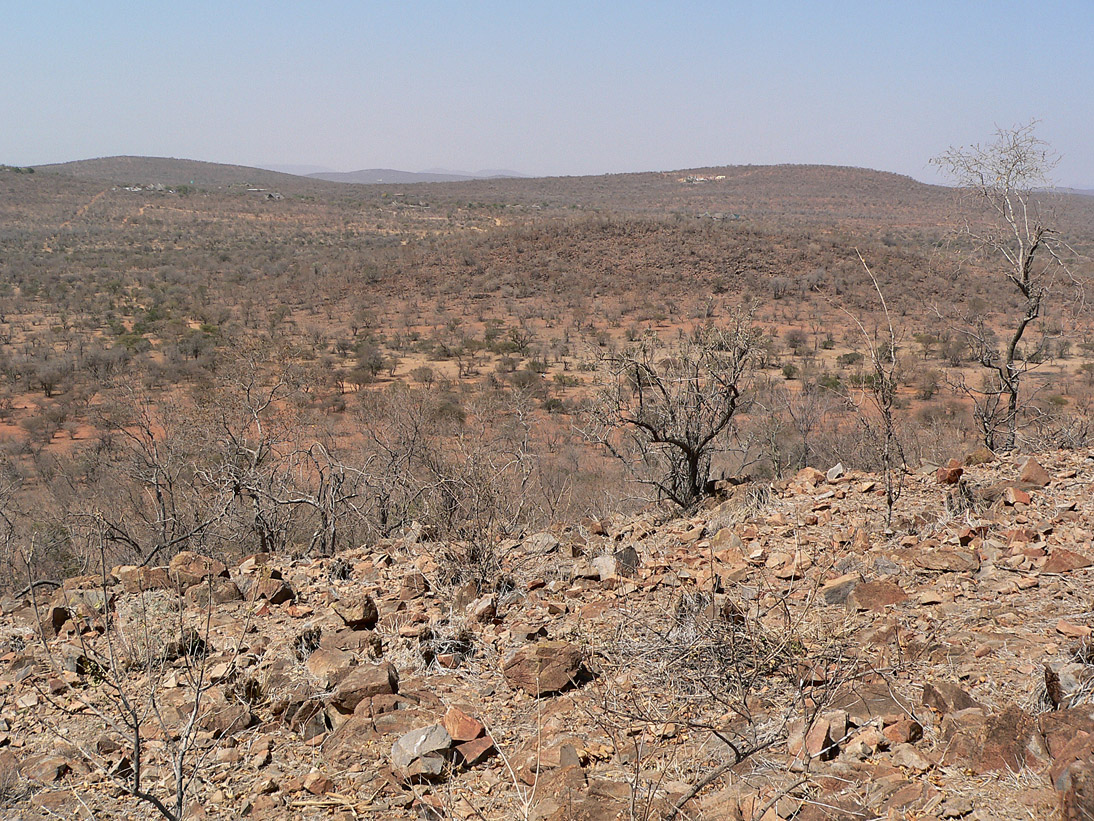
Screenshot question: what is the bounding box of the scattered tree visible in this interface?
[585,312,760,509]
[932,122,1081,449]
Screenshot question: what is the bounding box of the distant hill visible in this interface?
[307,168,524,184]
[258,163,336,176]
[32,156,338,193]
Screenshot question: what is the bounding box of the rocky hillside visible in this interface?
[3,450,1094,820]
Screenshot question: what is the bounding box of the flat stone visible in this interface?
[591,555,618,582]
[321,716,376,763]
[255,578,295,604]
[330,663,399,712]
[890,743,933,771]
[22,754,69,783]
[820,573,860,605]
[442,706,484,742]
[186,579,243,607]
[115,565,172,593]
[847,581,908,612]
[456,735,496,767]
[922,680,982,715]
[832,682,915,724]
[1044,549,1094,574]
[1020,458,1052,487]
[306,647,353,688]
[913,550,979,573]
[503,641,584,696]
[391,724,452,774]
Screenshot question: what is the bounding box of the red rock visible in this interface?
[1058,620,1092,639]
[442,706,484,742]
[1040,705,1094,759]
[1059,758,1094,821]
[847,581,908,612]
[883,718,923,745]
[456,735,496,767]
[399,572,430,600]
[937,460,964,484]
[1020,458,1052,487]
[169,551,229,588]
[503,641,584,696]
[794,467,826,487]
[1005,527,1036,544]
[804,717,837,760]
[939,708,988,767]
[971,705,1047,774]
[1003,486,1031,506]
[1044,549,1094,574]
[922,681,982,715]
[303,771,333,795]
[330,663,399,712]
[254,578,295,604]
[332,594,379,629]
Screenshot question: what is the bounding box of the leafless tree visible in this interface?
[584,312,761,509]
[931,122,1083,450]
[38,531,255,821]
[839,253,906,526]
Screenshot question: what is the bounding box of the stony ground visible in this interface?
[3,449,1094,820]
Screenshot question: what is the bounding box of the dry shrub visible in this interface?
[594,567,857,773]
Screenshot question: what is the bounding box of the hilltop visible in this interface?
[3,449,1094,818]
[32,156,338,194]
[308,169,523,184]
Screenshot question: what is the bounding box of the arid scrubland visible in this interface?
[2,150,1094,819]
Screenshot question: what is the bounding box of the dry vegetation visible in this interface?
[0,155,1093,583]
[2,147,1094,818]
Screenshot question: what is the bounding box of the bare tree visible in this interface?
[585,313,760,509]
[839,253,906,526]
[931,121,1082,450]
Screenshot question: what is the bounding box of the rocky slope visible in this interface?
[3,450,1094,820]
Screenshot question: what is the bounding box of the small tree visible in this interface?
[840,254,906,526]
[931,122,1079,450]
[586,312,760,509]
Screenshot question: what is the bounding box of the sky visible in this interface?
[3,1,1093,186]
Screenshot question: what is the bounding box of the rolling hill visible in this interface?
[32,155,337,194]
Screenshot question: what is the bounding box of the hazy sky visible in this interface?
[4,1,1092,185]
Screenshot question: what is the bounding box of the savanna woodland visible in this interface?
[4,127,1094,820]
